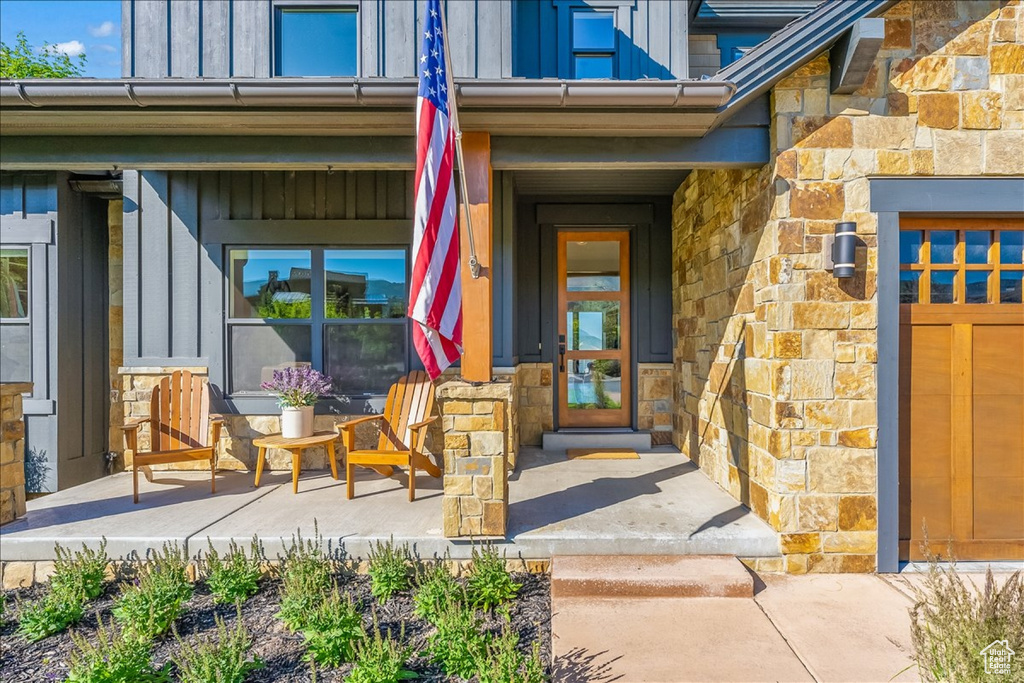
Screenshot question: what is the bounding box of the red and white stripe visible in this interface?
[409,89,462,379]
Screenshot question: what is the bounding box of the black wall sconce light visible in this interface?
[825,221,858,279]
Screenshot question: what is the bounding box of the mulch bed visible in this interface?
[0,572,551,682]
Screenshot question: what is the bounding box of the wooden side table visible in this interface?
[253,431,341,494]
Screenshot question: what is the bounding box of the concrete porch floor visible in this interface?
[0,447,779,561]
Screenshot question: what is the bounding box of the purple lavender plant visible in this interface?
[260,366,333,408]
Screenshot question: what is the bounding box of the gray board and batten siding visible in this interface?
[121,169,514,414]
[0,173,109,492]
[124,0,512,79]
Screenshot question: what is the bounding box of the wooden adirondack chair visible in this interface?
[121,370,223,504]
[339,371,441,501]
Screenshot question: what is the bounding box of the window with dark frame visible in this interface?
[0,247,31,383]
[274,5,358,77]
[572,9,616,79]
[226,247,408,398]
[899,218,1024,305]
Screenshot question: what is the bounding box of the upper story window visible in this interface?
[572,10,615,79]
[274,5,358,77]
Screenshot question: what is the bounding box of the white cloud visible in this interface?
[44,40,86,56]
[89,21,116,38]
[92,44,117,53]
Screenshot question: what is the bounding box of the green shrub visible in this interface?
[367,538,412,604]
[910,560,1023,683]
[173,608,264,683]
[426,601,486,679]
[277,530,334,631]
[113,543,193,640]
[467,544,520,612]
[16,540,110,641]
[66,617,170,683]
[302,588,365,667]
[204,538,263,605]
[347,625,417,683]
[473,626,546,683]
[413,559,462,624]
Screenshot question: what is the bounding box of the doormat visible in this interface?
[566,448,640,460]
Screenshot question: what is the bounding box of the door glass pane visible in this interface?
[899,271,921,304]
[229,249,312,319]
[567,301,620,350]
[324,323,406,395]
[573,12,615,50]
[930,271,955,303]
[575,55,614,79]
[567,359,622,410]
[1001,231,1024,265]
[930,231,956,264]
[276,9,357,76]
[899,232,923,265]
[325,249,407,319]
[566,240,620,291]
[964,231,991,264]
[229,325,312,393]
[0,323,31,382]
[0,248,29,318]
[964,271,990,304]
[1000,271,1023,303]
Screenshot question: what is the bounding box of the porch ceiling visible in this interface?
[513,169,691,196]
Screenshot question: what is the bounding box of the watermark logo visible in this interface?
[981,639,1015,676]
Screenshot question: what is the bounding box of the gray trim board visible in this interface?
[204,219,411,243]
[0,217,53,243]
[830,18,885,95]
[869,176,1024,573]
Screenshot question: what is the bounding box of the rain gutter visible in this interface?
[0,78,735,109]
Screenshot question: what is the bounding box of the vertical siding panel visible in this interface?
[263,171,284,218]
[197,174,223,381]
[447,0,476,79]
[384,0,416,77]
[169,172,200,358]
[123,171,141,361]
[385,171,405,219]
[229,172,252,219]
[134,0,169,77]
[122,0,133,76]
[171,0,200,77]
[314,172,327,219]
[478,0,503,78]
[633,1,648,78]
[218,171,231,219]
[231,0,269,77]
[669,0,688,80]
[325,171,345,219]
[361,0,379,76]
[375,173,388,219]
[616,5,633,79]
[500,0,512,78]
[284,171,296,219]
[202,0,231,77]
[0,175,13,216]
[251,172,263,220]
[139,172,170,358]
[538,1,557,77]
[345,172,357,219]
[295,172,316,219]
[647,0,671,79]
[199,172,220,222]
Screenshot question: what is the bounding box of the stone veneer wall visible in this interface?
[437,373,517,537]
[1,383,31,525]
[517,363,553,446]
[638,363,674,445]
[672,0,1024,573]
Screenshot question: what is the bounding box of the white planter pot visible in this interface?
[281,406,314,439]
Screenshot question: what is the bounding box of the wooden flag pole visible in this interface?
[438,0,480,279]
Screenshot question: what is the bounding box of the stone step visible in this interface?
[541,430,652,451]
[551,555,754,599]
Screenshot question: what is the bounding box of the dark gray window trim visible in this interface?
[871,176,1024,573]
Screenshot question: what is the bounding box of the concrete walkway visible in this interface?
[0,448,778,561]
[552,572,936,682]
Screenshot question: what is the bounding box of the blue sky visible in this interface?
[0,0,120,77]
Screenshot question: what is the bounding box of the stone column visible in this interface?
[438,376,517,537]
[1,382,32,525]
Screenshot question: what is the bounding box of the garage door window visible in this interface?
[899,221,1024,304]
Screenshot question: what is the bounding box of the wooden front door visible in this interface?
[557,231,631,428]
[899,217,1024,561]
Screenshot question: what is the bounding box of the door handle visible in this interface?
[559,335,566,372]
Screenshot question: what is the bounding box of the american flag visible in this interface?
[408,0,462,381]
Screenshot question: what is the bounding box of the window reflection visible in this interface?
[324,323,406,395]
[0,248,29,319]
[567,359,622,410]
[229,250,312,319]
[566,240,620,291]
[276,9,357,77]
[324,250,407,319]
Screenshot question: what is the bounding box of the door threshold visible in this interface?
[543,430,653,452]
[554,428,637,434]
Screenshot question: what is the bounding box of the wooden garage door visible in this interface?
[899,217,1024,561]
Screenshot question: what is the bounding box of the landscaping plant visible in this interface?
[204,538,264,605]
[66,617,170,683]
[301,588,366,666]
[16,540,110,641]
[346,624,417,683]
[367,538,412,603]
[426,601,486,679]
[277,529,335,631]
[173,608,264,683]
[909,559,1023,683]
[113,543,193,640]
[467,544,521,611]
[473,626,547,683]
[413,558,462,624]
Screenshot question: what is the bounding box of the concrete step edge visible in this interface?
[551,554,755,599]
